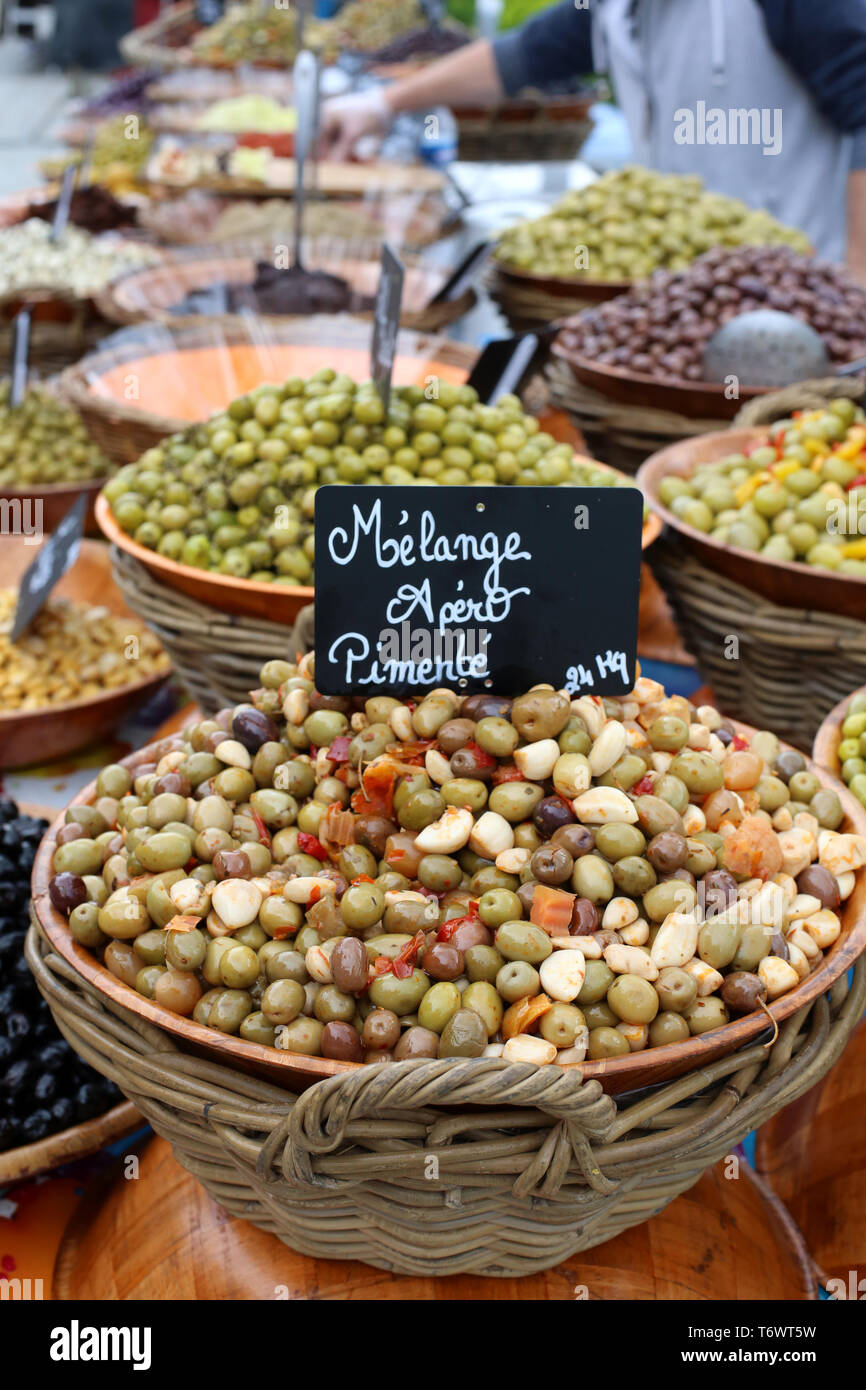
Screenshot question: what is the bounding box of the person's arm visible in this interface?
[757,0,866,276]
[319,1,593,160]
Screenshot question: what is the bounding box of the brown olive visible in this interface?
[362,1008,400,1051]
[331,936,370,994]
[321,1021,363,1062]
[422,940,464,981]
[232,705,279,752]
[796,864,841,910]
[530,844,573,885]
[702,867,738,916]
[355,815,398,857]
[394,1026,440,1059]
[533,795,576,838]
[721,971,767,1014]
[461,693,512,721]
[551,824,594,858]
[570,897,598,935]
[212,848,252,881]
[437,718,476,755]
[646,831,688,874]
[49,872,87,914]
[510,689,570,741]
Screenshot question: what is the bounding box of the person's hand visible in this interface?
[318,89,392,161]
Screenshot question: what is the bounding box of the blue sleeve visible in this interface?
[492,0,594,96]
[758,0,866,165]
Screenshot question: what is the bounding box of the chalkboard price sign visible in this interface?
[11,493,87,642]
[314,486,643,697]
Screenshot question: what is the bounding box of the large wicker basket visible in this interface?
[648,534,866,748]
[26,912,865,1277]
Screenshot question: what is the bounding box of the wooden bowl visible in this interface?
[637,427,866,620]
[0,1101,141,1185]
[813,683,866,779]
[96,250,469,329]
[0,477,103,536]
[0,537,171,769]
[755,1016,866,1289]
[52,1135,815,1300]
[551,337,769,420]
[493,261,630,306]
[30,725,866,1095]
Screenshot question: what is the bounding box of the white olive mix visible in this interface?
[48,661,865,1068]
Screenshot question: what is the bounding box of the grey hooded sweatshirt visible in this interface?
[494,0,866,260]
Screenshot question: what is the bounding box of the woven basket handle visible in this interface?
[256,1057,618,1198]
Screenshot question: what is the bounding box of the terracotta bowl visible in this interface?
[494,261,631,306]
[813,683,866,779]
[637,427,866,620]
[30,724,866,1095]
[0,477,103,537]
[0,537,171,769]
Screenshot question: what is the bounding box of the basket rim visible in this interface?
[551,336,770,407]
[813,682,866,778]
[30,723,866,1092]
[0,1100,141,1185]
[637,426,866,607]
[0,475,105,500]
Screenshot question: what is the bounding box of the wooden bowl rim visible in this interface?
[30,723,866,1091]
[637,426,866,595]
[95,492,314,613]
[813,682,866,778]
[550,336,770,403]
[0,1100,141,1184]
[494,261,631,295]
[0,475,106,500]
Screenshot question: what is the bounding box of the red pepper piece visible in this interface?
[633,774,654,797]
[463,740,498,770]
[437,900,480,942]
[730,735,749,751]
[327,736,351,763]
[351,874,376,885]
[250,810,272,851]
[392,930,426,979]
[491,763,524,785]
[297,831,328,861]
[846,474,866,491]
[350,761,396,817]
[308,883,323,906]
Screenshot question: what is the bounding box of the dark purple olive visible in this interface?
[461,694,513,721]
[571,897,599,935]
[722,971,767,1014]
[421,940,464,981]
[232,705,280,753]
[796,864,841,911]
[530,845,573,885]
[49,872,87,915]
[533,795,576,838]
[770,931,790,962]
[702,868,738,917]
[516,881,538,916]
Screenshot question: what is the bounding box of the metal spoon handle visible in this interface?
[293,48,319,271]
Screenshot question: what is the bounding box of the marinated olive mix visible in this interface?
[495,167,808,282]
[48,664,865,1068]
[102,375,639,582]
[657,400,866,577]
[835,691,866,807]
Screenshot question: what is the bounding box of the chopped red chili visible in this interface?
[632,774,654,797]
[846,474,866,491]
[250,810,272,851]
[463,740,498,770]
[437,900,479,942]
[730,735,749,751]
[327,736,351,763]
[297,831,328,861]
[491,763,524,785]
[351,874,375,885]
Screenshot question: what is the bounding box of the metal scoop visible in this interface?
[702,308,866,389]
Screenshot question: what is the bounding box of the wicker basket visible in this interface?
[0,293,105,375]
[25,911,865,1276]
[108,546,313,711]
[119,1,200,71]
[649,534,866,748]
[486,263,627,336]
[545,357,732,476]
